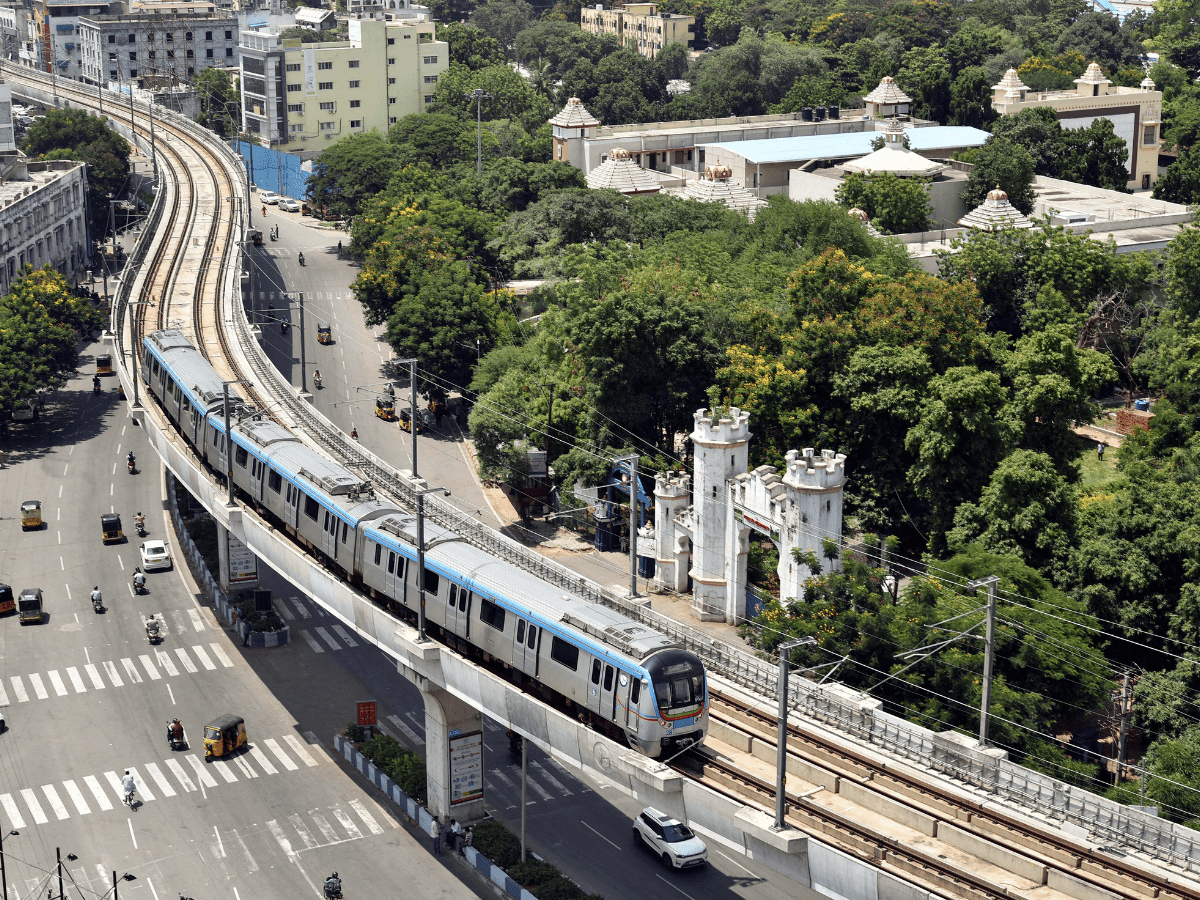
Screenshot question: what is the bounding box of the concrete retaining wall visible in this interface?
[937,822,1047,885]
[838,780,937,837]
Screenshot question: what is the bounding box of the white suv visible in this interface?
[258,191,280,205]
[632,808,707,869]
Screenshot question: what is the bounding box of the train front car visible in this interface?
[639,648,708,757]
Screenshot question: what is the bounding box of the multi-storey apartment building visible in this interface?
[78,11,240,85]
[238,16,447,148]
[34,0,122,81]
[579,2,693,60]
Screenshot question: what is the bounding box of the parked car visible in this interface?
[632,809,708,869]
[278,198,300,213]
[139,539,172,571]
[259,191,280,205]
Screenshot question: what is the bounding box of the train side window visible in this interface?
[399,558,407,581]
[516,620,525,643]
[235,446,248,467]
[590,659,602,685]
[268,471,282,493]
[479,598,506,631]
[552,637,579,671]
[631,679,641,705]
[527,624,537,649]
[152,358,160,376]
[423,568,440,596]
[459,590,469,612]
[449,584,457,607]
[374,543,382,566]
[603,666,614,692]
[387,551,395,574]
[341,521,348,543]
[323,511,329,531]
[304,496,319,520]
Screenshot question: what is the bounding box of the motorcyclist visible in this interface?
[121,769,136,806]
[169,718,184,746]
[133,567,146,592]
[298,251,305,266]
[313,369,322,388]
[91,586,102,608]
[127,450,136,471]
[350,427,358,441]
[135,511,146,532]
[92,375,100,391]
[323,873,341,900]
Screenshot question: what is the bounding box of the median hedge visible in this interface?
[349,728,427,806]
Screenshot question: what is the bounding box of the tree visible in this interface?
[1058,118,1131,191]
[1150,0,1200,79]
[1055,11,1143,71]
[430,0,477,25]
[906,366,1016,550]
[194,68,238,138]
[1153,143,1200,204]
[0,268,103,415]
[948,449,1079,573]
[443,157,585,216]
[687,30,767,116]
[436,23,505,69]
[471,0,534,54]
[949,65,997,129]
[306,132,401,218]
[945,21,1003,75]
[898,45,952,122]
[431,63,547,125]
[990,107,1066,177]
[389,113,477,168]
[22,108,130,235]
[835,172,933,235]
[1144,726,1200,825]
[961,138,1037,214]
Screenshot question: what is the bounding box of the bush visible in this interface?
[472,820,523,869]
[509,860,602,900]
[358,732,428,805]
[344,723,369,743]
[185,512,220,574]
[235,598,285,632]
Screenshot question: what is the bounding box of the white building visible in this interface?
[78,11,240,85]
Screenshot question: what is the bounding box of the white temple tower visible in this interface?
[689,407,750,620]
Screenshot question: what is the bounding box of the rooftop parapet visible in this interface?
[783,448,847,490]
[691,406,751,445]
[654,470,690,499]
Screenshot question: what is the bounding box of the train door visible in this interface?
[383,548,400,600]
[447,584,461,634]
[599,663,618,721]
[621,674,641,731]
[456,588,471,639]
[215,428,228,478]
[516,622,539,676]
[587,658,603,715]
[320,508,337,559]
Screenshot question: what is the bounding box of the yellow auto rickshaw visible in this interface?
[0,584,14,616]
[96,354,113,376]
[399,407,423,433]
[375,397,396,421]
[428,387,447,418]
[21,500,42,530]
[204,714,247,761]
[249,228,263,246]
[101,512,123,544]
[317,323,333,345]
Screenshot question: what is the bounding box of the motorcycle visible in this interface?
[323,875,342,900]
[91,593,103,613]
[127,455,136,475]
[314,374,323,390]
[298,252,305,267]
[166,721,187,751]
[507,731,523,761]
[133,577,147,595]
[92,378,101,394]
[145,614,162,644]
[135,519,147,537]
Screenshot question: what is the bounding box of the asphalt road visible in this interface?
[242,206,815,900]
[0,359,482,900]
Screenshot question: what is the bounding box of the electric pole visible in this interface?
[969,576,999,747]
[465,89,491,176]
[1115,671,1132,786]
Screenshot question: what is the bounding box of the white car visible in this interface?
[632,808,708,869]
[258,191,280,205]
[278,198,301,213]
[139,540,172,571]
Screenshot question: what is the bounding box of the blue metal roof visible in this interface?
[702,125,992,165]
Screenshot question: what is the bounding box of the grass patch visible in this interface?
[1075,434,1124,492]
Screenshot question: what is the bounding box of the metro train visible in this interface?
[141,329,708,757]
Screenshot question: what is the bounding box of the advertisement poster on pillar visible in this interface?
[226,532,258,584]
[449,731,483,806]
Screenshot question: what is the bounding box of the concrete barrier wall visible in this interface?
[1048,869,1124,900]
[808,838,881,900]
[837,780,937,837]
[747,737,841,792]
[937,822,1047,885]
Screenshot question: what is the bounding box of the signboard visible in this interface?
[734,506,780,544]
[303,48,317,95]
[448,731,483,806]
[226,531,258,584]
[357,701,377,727]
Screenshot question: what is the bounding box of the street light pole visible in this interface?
[774,637,814,830]
[415,485,450,642]
[1,828,18,900]
[615,454,640,598]
[396,357,418,478]
[126,301,155,408]
[222,379,250,506]
[969,576,1000,747]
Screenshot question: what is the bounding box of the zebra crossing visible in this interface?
[0,640,234,707]
[272,595,364,653]
[0,733,323,828]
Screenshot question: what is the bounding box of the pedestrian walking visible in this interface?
[1097,442,1106,461]
[431,819,444,856]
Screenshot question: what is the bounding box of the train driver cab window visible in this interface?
[235,446,248,467]
[516,620,526,643]
[268,470,283,493]
[304,496,319,520]
[591,659,601,684]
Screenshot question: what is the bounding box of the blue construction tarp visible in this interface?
[234,141,309,202]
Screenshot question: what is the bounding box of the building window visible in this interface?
[166,32,174,41]
[319,81,332,90]
[1144,124,1157,145]
[390,116,397,124]
[205,31,212,40]
[348,59,359,67]
[108,51,116,60]
[350,119,362,128]
[349,99,360,108]
[287,103,304,113]
[348,79,360,88]
[109,69,118,79]
[128,33,134,42]
[225,30,232,39]
[388,57,395,65]
[423,94,433,103]
[206,48,213,57]
[185,31,192,40]
[107,34,114,43]
[317,60,332,70]
[286,62,300,71]
[404,34,411,39]
[130,68,137,76]
[226,47,233,57]
[423,55,436,64]
[423,75,436,83]
[320,121,334,131]
[129,51,136,60]
[319,101,334,111]
[286,83,300,92]
[289,123,304,132]
[186,49,193,58]
[388,96,396,104]
[148,50,156,59]
[388,77,396,84]
[387,37,395,44]
[167,49,174,58]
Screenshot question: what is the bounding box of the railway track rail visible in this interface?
[5,64,1198,898]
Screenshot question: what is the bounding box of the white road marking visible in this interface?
[656,874,699,900]
[127,767,155,800]
[143,763,175,797]
[311,812,338,844]
[120,658,143,683]
[0,794,26,828]
[8,677,27,703]
[404,711,425,737]
[83,776,112,810]
[274,599,295,621]
[331,807,363,840]
[264,738,299,771]
[46,670,68,697]
[209,643,234,667]
[230,755,257,779]
[531,761,572,796]
[0,680,9,707]
[290,597,311,619]
[174,648,198,673]
[387,715,424,746]
[283,735,319,766]
[490,769,520,794]
[62,780,91,815]
[139,655,162,680]
[314,627,341,650]
[299,630,323,653]
[211,826,226,859]
[349,799,384,835]
[165,759,197,792]
[155,651,179,677]
[66,667,88,693]
[249,746,278,774]
[191,645,217,670]
[20,789,48,824]
[581,820,620,850]
[84,664,105,689]
[41,785,69,819]
[230,830,258,873]
[188,609,205,631]
[332,625,358,647]
[186,755,219,788]
[212,760,239,783]
[289,814,319,850]
[268,819,299,861]
[27,674,49,700]
[102,661,124,687]
[525,774,554,802]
